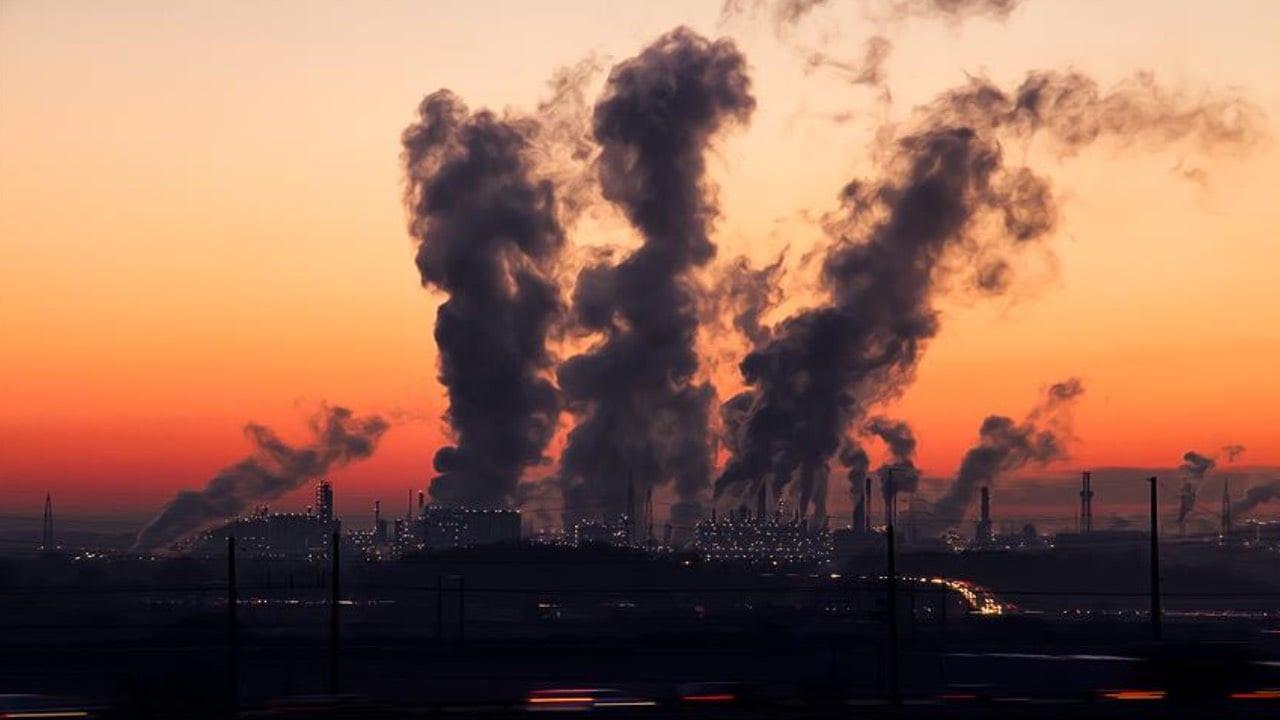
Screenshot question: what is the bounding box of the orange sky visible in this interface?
[2,1,1278,524]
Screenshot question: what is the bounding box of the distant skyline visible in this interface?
[2,1,1278,525]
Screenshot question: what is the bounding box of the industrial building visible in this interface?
[417,505,522,550]
[694,500,832,565]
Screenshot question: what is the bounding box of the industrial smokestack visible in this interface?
[934,379,1084,530]
[975,486,993,543]
[402,88,567,509]
[1079,471,1094,534]
[1231,480,1280,518]
[865,417,919,527]
[135,406,389,551]
[1221,479,1231,538]
[715,65,1254,528]
[557,28,755,535]
[1177,450,1215,533]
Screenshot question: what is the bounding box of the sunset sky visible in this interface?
[2,0,1278,528]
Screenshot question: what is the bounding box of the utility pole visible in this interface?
[886,521,900,705]
[1148,477,1162,642]
[227,536,238,710]
[330,531,341,694]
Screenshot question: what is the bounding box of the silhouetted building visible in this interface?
[315,479,334,523]
[694,507,831,564]
[420,506,521,549]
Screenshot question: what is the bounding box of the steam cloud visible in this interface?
[402,90,567,508]
[557,28,755,530]
[725,0,1026,91]
[713,66,1254,522]
[134,406,390,551]
[1177,450,1216,525]
[864,417,919,524]
[1232,480,1280,518]
[933,379,1084,528]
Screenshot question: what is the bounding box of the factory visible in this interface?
[694,489,832,565]
[183,480,341,559]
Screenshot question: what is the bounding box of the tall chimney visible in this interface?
[41,492,53,551]
[1080,471,1094,534]
[1221,478,1231,539]
[418,490,425,512]
[852,490,866,534]
[865,476,873,532]
[975,486,993,543]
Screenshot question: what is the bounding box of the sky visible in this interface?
[2,0,1278,530]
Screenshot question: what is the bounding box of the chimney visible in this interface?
[975,486,993,544]
[418,490,425,512]
[1221,478,1232,539]
[865,476,873,531]
[852,490,866,534]
[1079,471,1094,534]
[756,482,767,522]
[41,492,53,551]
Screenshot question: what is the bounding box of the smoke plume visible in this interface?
[1176,450,1216,525]
[721,0,1024,33]
[864,417,919,524]
[402,90,567,508]
[135,406,390,551]
[1231,480,1280,518]
[1222,444,1246,463]
[714,68,1255,521]
[557,28,755,530]
[933,379,1084,528]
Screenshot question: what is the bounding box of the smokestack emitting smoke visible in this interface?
[402,89,567,508]
[933,379,1084,529]
[864,417,919,525]
[135,406,389,551]
[712,65,1254,522]
[557,28,755,530]
[1177,450,1216,525]
[1232,480,1280,517]
[391,19,1257,528]
[1222,444,1246,463]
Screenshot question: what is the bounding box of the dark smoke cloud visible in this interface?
[713,68,1255,521]
[927,70,1261,155]
[1176,450,1216,525]
[806,35,894,88]
[1231,480,1280,518]
[135,406,390,551]
[402,90,567,509]
[726,0,1023,94]
[933,379,1084,528]
[557,28,755,531]
[716,253,786,347]
[1222,444,1246,463]
[864,417,919,523]
[721,0,1023,33]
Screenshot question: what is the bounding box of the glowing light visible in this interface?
[1102,690,1165,701]
[682,693,736,702]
